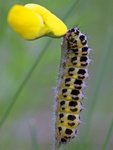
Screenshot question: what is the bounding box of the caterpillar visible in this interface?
[55,27,91,145]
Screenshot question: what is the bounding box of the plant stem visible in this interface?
[102,118,113,150]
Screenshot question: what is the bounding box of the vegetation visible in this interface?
[0,0,113,149]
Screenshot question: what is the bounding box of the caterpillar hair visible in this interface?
[55,27,91,146]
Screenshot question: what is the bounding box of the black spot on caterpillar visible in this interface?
[55,27,91,145]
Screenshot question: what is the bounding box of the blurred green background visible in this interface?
[0,0,113,150]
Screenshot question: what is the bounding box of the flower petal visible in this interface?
[7,4,68,40]
[25,3,68,37]
[7,5,45,40]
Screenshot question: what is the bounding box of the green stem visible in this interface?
[29,122,39,150]
[102,118,113,150]
[55,144,65,150]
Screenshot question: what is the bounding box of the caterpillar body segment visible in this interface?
[57,88,84,101]
[65,55,91,68]
[56,126,78,143]
[56,100,83,114]
[67,46,91,56]
[59,77,86,90]
[56,113,81,128]
[63,67,89,80]
[55,27,91,145]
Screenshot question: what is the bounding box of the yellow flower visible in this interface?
[7,3,67,40]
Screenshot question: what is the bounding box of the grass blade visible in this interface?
[62,0,80,21]
[0,39,52,127]
[102,118,113,150]
[29,121,39,150]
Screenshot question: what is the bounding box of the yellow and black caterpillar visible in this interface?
[55,27,91,145]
